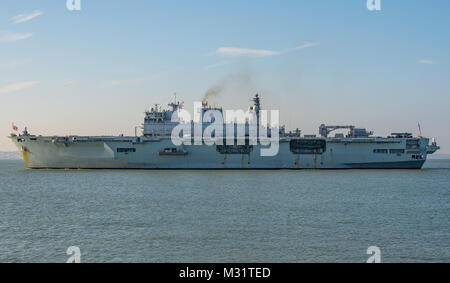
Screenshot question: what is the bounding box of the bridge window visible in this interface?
[373,149,388,154]
[117,148,136,153]
[406,140,420,150]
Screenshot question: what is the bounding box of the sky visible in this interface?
[0,0,449,153]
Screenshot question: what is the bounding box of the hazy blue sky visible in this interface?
[0,0,449,152]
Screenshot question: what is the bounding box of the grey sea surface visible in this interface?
[0,159,448,263]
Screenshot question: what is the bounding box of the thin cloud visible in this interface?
[214,42,319,57]
[216,47,280,57]
[0,31,33,42]
[0,81,39,95]
[417,59,436,65]
[283,42,320,53]
[205,61,232,70]
[12,10,44,24]
[62,78,77,86]
[0,59,30,69]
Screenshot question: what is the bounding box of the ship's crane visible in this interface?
[319,124,355,138]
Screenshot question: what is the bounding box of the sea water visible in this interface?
[0,159,448,262]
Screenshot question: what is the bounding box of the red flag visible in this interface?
[12,123,18,131]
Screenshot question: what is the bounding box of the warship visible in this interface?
[10,94,440,169]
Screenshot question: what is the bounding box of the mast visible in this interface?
[253,94,261,140]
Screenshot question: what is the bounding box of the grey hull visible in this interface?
[10,136,431,170]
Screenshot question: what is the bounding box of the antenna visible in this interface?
[418,122,422,137]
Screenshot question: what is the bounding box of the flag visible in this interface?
[12,123,18,131]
